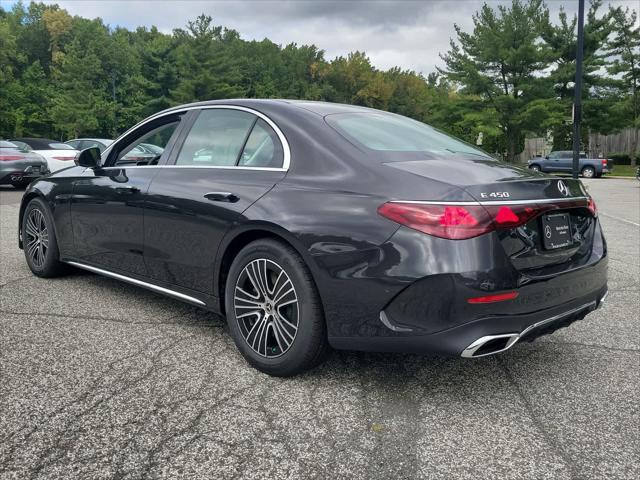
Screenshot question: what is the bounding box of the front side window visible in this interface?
[115,121,179,167]
[326,112,491,158]
[176,109,256,167]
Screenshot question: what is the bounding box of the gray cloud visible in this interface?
[35,0,638,75]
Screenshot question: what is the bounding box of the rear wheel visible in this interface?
[22,197,67,277]
[225,239,328,376]
[581,166,595,178]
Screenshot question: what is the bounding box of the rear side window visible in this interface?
[176,109,256,166]
[326,112,490,158]
[9,141,31,151]
[238,119,283,168]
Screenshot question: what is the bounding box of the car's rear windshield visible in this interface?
[49,143,74,150]
[0,141,18,148]
[326,112,491,159]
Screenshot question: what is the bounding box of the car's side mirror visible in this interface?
[76,147,101,168]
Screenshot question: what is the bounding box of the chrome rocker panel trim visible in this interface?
[65,261,206,306]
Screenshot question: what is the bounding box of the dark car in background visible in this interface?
[0,140,49,188]
[17,100,608,376]
[528,151,613,178]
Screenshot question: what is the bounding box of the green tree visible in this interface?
[169,14,244,103]
[541,1,616,150]
[605,6,640,164]
[439,0,552,161]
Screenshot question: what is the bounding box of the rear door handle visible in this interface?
[115,185,140,194]
[204,192,239,203]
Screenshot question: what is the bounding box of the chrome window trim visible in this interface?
[391,197,589,207]
[65,261,206,306]
[98,165,286,172]
[101,105,291,171]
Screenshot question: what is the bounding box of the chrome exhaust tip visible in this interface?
[461,300,599,358]
[461,333,519,358]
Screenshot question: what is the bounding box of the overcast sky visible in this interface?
[2,0,638,75]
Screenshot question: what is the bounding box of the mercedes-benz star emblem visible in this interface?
[545,225,552,238]
[557,180,569,196]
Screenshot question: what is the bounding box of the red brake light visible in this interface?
[587,197,597,217]
[0,155,25,161]
[467,291,519,304]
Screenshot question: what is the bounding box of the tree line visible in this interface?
[0,0,638,163]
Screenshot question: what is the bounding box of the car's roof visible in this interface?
[156,99,375,118]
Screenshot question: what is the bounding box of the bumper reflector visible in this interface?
[467,291,519,304]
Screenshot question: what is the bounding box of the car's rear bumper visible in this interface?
[330,284,608,357]
[0,165,46,184]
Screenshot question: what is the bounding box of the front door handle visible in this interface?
[204,192,239,203]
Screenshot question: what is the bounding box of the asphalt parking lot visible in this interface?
[0,178,638,479]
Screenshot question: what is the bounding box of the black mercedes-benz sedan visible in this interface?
[18,99,608,376]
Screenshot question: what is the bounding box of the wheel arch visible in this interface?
[18,190,50,249]
[215,222,321,316]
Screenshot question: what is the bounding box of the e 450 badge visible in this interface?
[479,191,510,199]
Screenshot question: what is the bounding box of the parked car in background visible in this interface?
[65,138,113,153]
[8,138,79,172]
[528,151,613,178]
[0,140,49,188]
[17,99,608,376]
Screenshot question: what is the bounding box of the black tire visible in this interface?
[581,166,595,178]
[22,197,67,278]
[225,238,328,376]
[529,165,541,172]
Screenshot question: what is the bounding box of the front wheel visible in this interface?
[225,239,328,376]
[529,165,541,172]
[581,166,596,178]
[22,197,67,277]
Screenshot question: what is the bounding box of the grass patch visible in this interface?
[608,165,638,177]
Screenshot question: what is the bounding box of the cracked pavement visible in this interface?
[1,178,638,479]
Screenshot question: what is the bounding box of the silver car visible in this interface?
[0,140,50,188]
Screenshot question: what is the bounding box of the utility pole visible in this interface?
[111,73,117,138]
[572,0,585,179]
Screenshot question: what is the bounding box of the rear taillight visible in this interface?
[378,200,591,240]
[52,156,75,161]
[587,197,597,217]
[0,154,25,161]
[377,203,494,240]
[602,159,607,166]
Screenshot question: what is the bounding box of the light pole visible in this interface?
[572,0,585,179]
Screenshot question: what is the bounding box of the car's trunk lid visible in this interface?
[385,157,596,273]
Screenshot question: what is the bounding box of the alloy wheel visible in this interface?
[234,258,299,358]
[25,208,49,268]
